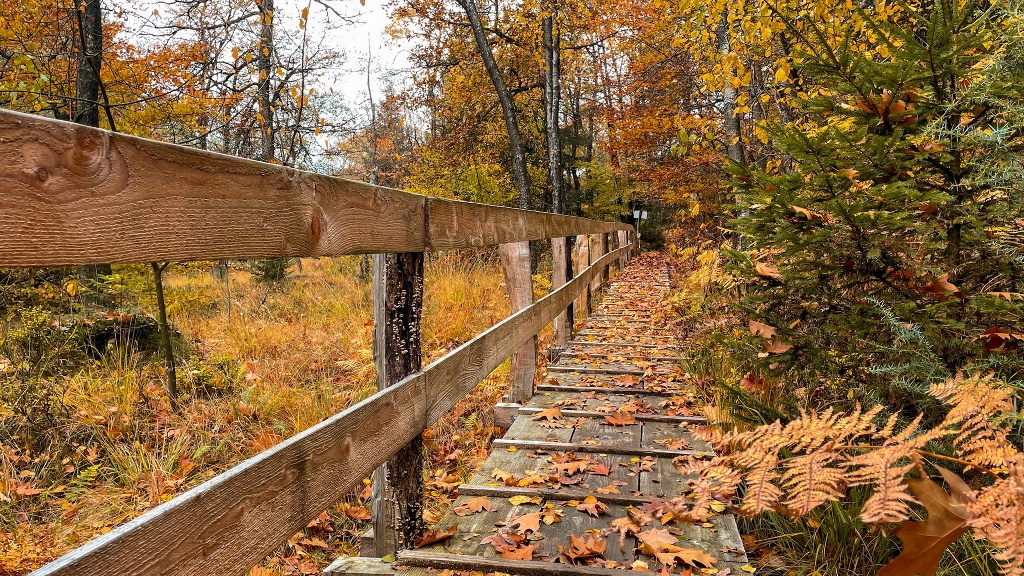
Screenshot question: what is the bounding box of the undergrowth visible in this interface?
[0,250,522,575]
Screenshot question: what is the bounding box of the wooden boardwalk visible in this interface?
[328,253,748,576]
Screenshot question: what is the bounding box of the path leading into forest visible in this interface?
[327,253,748,576]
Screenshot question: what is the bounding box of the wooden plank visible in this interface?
[568,340,678,350]
[467,448,636,501]
[519,407,705,424]
[546,366,645,376]
[539,372,654,390]
[572,416,641,449]
[558,351,678,362]
[398,550,635,576]
[491,439,691,459]
[573,234,590,325]
[552,236,570,347]
[640,421,713,453]
[527,390,659,414]
[503,413,574,442]
[638,457,695,499]
[466,446,549,486]
[371,253,426,555]
[536,385,670,396]
[456,484,650,506]
[29,374,427,576]
[0,109,632,267]
[426,199,628,251]
[424,245,630,424]
[322,556,425,576]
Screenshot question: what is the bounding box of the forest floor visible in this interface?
[1,252,559,575]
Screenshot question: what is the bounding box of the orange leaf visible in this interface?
[509,512,543,534]
[577,495,609,517]
[557,533,607,564]
[749,320,777,339]
[603,410,637,426]
[755,262,783,280]
[413,526,457,549]
[876,468,973,576]
[454,496,494,516]
[500,542,541,560]
[761,340,793,355]
[922,274,962,300]
[532,407,562,422]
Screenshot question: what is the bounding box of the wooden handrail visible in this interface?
[0,109,630,267]
[28,245,633,576]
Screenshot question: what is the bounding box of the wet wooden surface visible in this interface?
[327,254,747,576]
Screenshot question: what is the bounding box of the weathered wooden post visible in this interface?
[590,233,607,302]
[499,242,536,404]
[552,236,571,353]
[371,252,426,557]
[618,230,628,268]
[574,234,590,323]
[598,233,610,286]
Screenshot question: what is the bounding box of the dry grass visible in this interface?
[0,250,532,575]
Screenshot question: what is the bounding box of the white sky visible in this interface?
[120,0,411,113]
[301,0,412,104]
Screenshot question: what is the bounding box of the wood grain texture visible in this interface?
[30,374,427,576]
[499,242,537,404]
[426,199,629,251]
[397,550,636,576]
[456,484,651,506]
[0,109,632,266]
[490,439,690,459]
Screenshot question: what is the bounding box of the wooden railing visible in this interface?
[0,109,636,576]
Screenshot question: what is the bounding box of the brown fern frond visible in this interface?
[846,445,918,523]
[740,463,783,515]
[930,374,1020,468]
[781,449,846,516]
[966,455,1024,576]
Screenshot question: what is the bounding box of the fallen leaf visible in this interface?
[749,320,776,339]
[413,526,457,549]
[556,533,607,564]
[876,468,973,576]
[603,410,637,426]
[509,495,542,506]
[590,462,612,476]
[922,273,962,300]
[532,407,563,422]
[509,512,543,534]
[454,496,494,516]
[501,543,541,560]
[577,495,609,517]
[761,340,793,355]
[491,468,514,482]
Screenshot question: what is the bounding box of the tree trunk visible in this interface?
[543,12,563,214]
[152,262,178,410]
[718,11,745,167]
[74,0,111,304]
[456,0,530,209]
[257,0,276,164]
[457,0,535,398]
